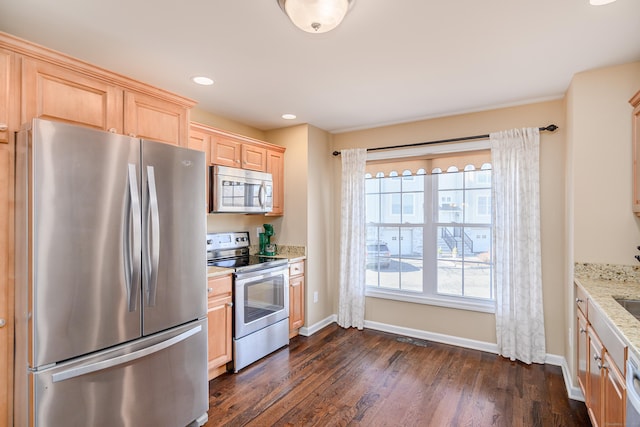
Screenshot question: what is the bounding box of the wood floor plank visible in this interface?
[205,324,591,427]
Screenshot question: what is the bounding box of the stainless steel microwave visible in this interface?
[209,165,273,213]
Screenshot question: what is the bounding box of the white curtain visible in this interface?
[490,128,546,364]
[337,148,367,330]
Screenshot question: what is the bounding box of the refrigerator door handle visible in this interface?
[145,165,160,307]
[51,324,202,383]
[125,164,141,312]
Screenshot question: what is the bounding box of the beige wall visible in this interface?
[306,125,336,325]
[265,124,335,327]
[332,100,567,355]
[567,61,640,265]
[565,60,640,380]
[191,108,266,141]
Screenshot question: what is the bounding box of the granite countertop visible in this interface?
[574,263,640,359]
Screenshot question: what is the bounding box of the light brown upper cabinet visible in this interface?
[22,58,192,146]
[211,133,267,172]
[124,91,189,145]
[266,148,285,216]
[632,90,640,215]
[22,58,123,133]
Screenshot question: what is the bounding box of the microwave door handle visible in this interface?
[145,165,160,307]
[258,182,266,208]
[125,164,141,312]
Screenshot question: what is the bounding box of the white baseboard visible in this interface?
[298,314,336,337]
[363,320,500,354]
[545,353,585,402]
[301,316,583,402]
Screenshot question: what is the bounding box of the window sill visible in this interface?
[365,288,496,314]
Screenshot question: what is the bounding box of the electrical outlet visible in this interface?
[313,291,318,303]
[256,226,263,237]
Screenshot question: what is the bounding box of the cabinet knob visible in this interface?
[593,355,601,362]
[579,328,586,334]
[0,123,8,132]
[129,133,136,137]
[0,318,5,328]
[227,302,234,307]
[108,128,117,133]
[207,287,213,293]
[575,298,584,304]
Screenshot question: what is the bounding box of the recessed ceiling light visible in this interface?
[589,0,616,5]
[282,114,297,120]
[191,76,214,86]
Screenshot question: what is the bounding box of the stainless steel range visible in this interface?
[207,232,289,372]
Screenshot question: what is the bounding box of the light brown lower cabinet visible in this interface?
[603,352,625,427]
[207,274,233,380]
[575,282,627,427]
[289,260,305,338]
[587,327,604,426]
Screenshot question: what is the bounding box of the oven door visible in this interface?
[234,265,289,339]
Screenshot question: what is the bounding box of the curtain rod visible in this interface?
[331,124,558,156]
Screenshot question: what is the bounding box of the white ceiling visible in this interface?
[1,0,639,133]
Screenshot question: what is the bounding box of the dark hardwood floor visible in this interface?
[205,324,591,426]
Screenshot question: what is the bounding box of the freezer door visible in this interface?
[24,119,142,368]
[29,319,208,427]
[141,140,206,335]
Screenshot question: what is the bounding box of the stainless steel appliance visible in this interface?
[14,119,209,427]
[628,352,640,426]
[209,165,273,213]
[207,232,289,372]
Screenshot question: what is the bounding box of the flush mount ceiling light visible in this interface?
[282,113,297,120]
[589,0,617,4]
[277,0,355,33]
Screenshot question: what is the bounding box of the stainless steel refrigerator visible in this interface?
[14,119,209,427]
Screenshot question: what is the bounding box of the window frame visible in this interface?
[364,149,495,314]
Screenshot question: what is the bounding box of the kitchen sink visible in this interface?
[614,298,640,320]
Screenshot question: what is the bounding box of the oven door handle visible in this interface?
[234,266,288,282]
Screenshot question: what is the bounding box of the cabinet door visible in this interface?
[242,144,266,171]
[266,149,285,216]
[587,328,604,427]
[211,135,241,167]
[603,352,625,427]
[22,58,122,131]
[289,272,305,337]
[207,295,233,379]
[207,275,232,379]
[577,310,588,397]
[0,48,18,144]
[188,128,211,211]
[124,91,188,146]
[0,143,13,427]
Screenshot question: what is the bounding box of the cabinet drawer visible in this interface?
[289,261,304,277]
[588,299,627,374]
[575,283,588,316]
[207,274,232,299]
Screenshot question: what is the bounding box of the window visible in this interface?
[365,159,493,312]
